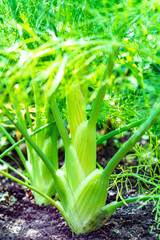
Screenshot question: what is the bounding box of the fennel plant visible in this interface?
[0,79,58,206]
[0,0,160,234]
[1,52,160,233]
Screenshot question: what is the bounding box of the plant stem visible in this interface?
[7,80,27,130]
[88,83,107,128]
[0,124,27,168]
[33,79,42,131]
[111,173,159,188]
[96,118,147,145]
[0,121,55,159]
[50,98,71,149]
[118,195,160,206]
[0,158,30,182]
[0,169,62,210]
[25,105,34,133]
[89,48,119,128]
[66,85,87,141]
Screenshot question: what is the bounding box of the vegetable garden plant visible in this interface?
[1,49,160,233]
[0,0,160,235]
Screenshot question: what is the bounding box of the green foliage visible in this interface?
[0,0,160,235]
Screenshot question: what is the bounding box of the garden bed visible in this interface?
[0,173,159,240]
[0,143,159,240]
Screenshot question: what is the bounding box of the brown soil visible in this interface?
[0,141,160,239]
